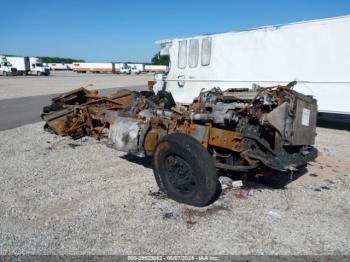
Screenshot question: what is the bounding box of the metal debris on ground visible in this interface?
[68,143,80,149]
[267,211,282,219]
[163,212,177,220]
[232,180,243,188]
[234,189,250,199]
[314,185,332,192]
[219,176,233,190]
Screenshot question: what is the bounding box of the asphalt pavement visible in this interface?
[0,85,146,131]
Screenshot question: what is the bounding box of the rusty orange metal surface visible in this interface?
[42,88,134,137]
[144,130,160,154]
[207,127,242,151]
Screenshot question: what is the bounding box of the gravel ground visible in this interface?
[0,71,153,100]
[0,123,349,255]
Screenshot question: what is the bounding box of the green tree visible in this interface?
[151,52,169,66]
[40,57,85,63]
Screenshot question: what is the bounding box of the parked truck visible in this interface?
[0,56,17,76]
[6,56,50,76]
[128,63,144,74]
[29,57,50,76]
[119,63,131,74]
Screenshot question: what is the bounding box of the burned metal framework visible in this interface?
[42,81,318,206]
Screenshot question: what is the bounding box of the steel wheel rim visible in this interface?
[164,154,196,195]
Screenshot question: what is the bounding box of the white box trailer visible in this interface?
[73,62,118,73]
[127,63,144,74]
[48,63,73,71]
[156,15,350,118]
[145,65,168,73]
[6,56,49,76]
[72,62,111,73]
[6,56,30,75]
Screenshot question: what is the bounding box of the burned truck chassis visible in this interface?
[42,82,318,207]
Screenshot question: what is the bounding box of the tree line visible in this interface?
[39,57,85,63]
[4,53,169,65]
[3,54,85,64]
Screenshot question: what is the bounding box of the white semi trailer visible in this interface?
[155,15,350,124]
[72,62,132,74]
[6,57,30,75]
[127,63,144,74]
[72,63,115,73]
[145,65,168,73]
[48,63,73,71]
[119,63,131,74]
[7,57,50,76]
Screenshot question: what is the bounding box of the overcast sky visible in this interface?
[2,0,350,62]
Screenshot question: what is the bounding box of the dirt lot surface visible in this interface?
[0,123,349,255]
[0,71,153,100]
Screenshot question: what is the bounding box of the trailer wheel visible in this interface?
[152,133,220,207]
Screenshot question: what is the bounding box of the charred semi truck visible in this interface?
[42,81,318,207]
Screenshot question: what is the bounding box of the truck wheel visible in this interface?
[3,71,8,76]
[152,133,220,207]
[37,71,41,76]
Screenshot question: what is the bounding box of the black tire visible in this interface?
[37,71,41,76]
[152,133,220,207]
